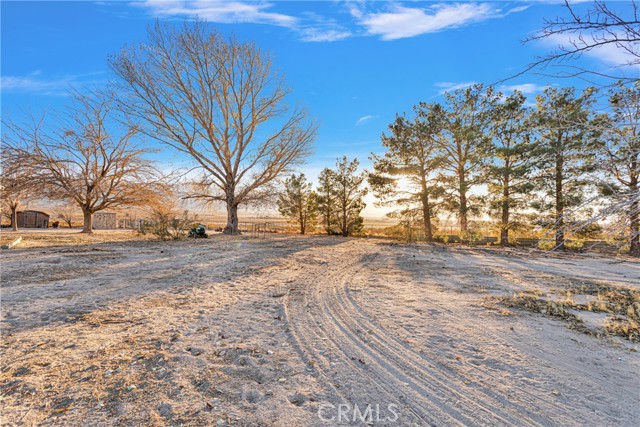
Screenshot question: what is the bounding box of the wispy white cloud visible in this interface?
[352,3,498,41]
[1,71,106,96]
[355,115,377,126]
[530,0,593,4]
[508,5,531,14]
[134,1,530,43]
[297,10,352,43]
[135,1,528,43]
[300,27,351,43]
[499,83,546,94]
[137,0,356,42]
[541,32,640,70]
[138,0,297,27]
[434,81,477,94]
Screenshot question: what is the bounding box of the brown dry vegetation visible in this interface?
[0,230,153,249]
[486,280,640,341]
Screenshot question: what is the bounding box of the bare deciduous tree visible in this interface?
[523,0,640,81]
[597,81,640,256]
[0,151,35,231]
[54,204,78,228]
[110,21,316,234]
[3,92,164,233]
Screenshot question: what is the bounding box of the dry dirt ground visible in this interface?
[1,234,639,426]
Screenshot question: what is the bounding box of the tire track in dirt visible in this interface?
[348,245,636,425]
[344,284,574,422]
[336,259,569,426]
[321,252,548,427]
[331,260,543,425]
[283,245,445,426]
[283,241,548,426]
[407,244,636,388]
[442,256,638,394]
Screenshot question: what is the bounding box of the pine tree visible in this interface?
[277,174,318,235]
[439,84,500,236]
[369,103,445,241]
[531,86,597,250]
[320,156,367,237]
[316,168,337,234]
[597,81,640,256]
[485,91,535,245]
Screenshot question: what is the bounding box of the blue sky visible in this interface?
[1,1,633,216]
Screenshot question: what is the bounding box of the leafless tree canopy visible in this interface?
[0,150,36,231]
[521,0,640,81]
[109,21,316,234]
[3,92,164,233]
[53,204,78,228]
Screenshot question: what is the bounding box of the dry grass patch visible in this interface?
[486,283,640,342]
[0,229,154,249]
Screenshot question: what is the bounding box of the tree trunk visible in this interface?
[555,152,565,250]
[323,198,332,235]
[420,173,433,242]
[421,193,433,242]
[630,180,639,257]
[10,205,18,232]
[341,193,348,237]
[224,202,240,235]
[458,167,468,234]
[325,207,331,235]
[342,206,348,237]
[459,190,468,234]
[500,226,509,246]
[300,211,305,235]
[82,210,94,233]
[500,180,510,246]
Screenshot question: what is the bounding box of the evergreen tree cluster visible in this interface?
[278,156,368,237]
[369,82,640,256]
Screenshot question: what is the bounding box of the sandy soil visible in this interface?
[1,235,638,426]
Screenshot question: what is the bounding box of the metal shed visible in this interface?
[93,212,117,230]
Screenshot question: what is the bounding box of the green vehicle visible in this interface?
[188,225,208,238]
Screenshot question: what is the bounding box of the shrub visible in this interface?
[433,235,450,244]
[460,230,483,246]
[565,240,584,251]
[538,240,555,250]
[139,208,199,240]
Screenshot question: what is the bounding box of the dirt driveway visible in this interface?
[1,235,638,426]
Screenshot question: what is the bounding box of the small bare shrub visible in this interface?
[139,208,199,240]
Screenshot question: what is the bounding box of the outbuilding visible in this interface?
[93,212,117,230]
[16,210,50,228]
